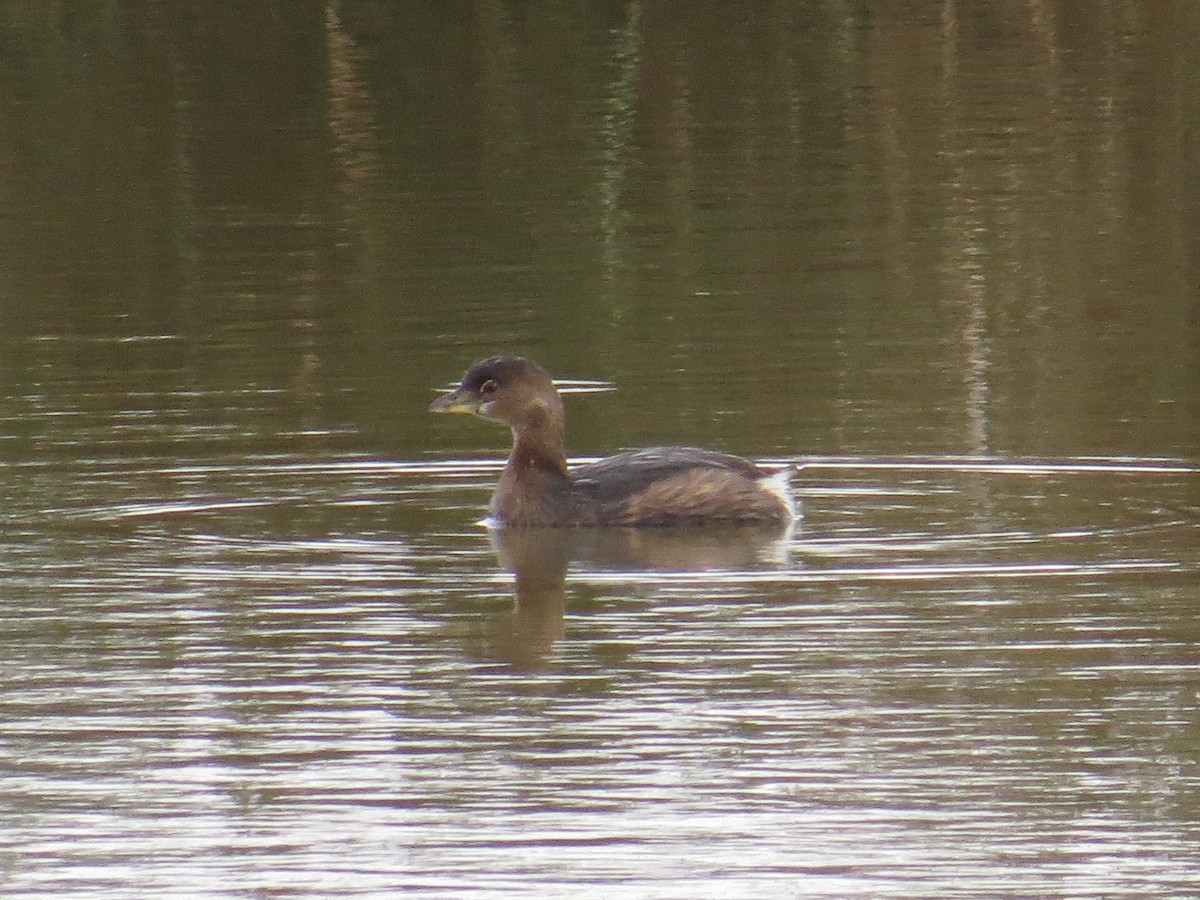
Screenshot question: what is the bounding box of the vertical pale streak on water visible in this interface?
[937,3,992,457]
[600,1,642,286]
[325,0,382,255]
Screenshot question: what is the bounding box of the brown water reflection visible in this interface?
[484,524,793,667]
[2,1,1200,897]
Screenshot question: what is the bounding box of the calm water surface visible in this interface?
[2,2,1199,898]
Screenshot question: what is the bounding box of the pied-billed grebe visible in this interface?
[430,356,795,527]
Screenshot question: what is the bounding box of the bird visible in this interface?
[430,356,795,527]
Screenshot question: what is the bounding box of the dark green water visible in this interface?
[1,3,1198,897]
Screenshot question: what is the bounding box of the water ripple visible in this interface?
[0,453,1197,898]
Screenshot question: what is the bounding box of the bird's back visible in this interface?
[572,447,793,526]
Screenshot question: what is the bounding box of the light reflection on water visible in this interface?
[1,454,1197,897]
[3,2,1198,894]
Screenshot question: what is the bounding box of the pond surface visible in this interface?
[3,453,1198,897]
[1,2,1199,898]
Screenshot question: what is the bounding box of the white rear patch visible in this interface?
[760,467,799,522]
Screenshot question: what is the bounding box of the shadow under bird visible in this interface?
[430,356,796,527]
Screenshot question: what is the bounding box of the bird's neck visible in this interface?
[491,407,572,525]
[509,406,568,477]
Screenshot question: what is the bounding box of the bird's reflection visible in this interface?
[479,523,794,668]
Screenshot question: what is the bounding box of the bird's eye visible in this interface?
[479,379,498,397]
